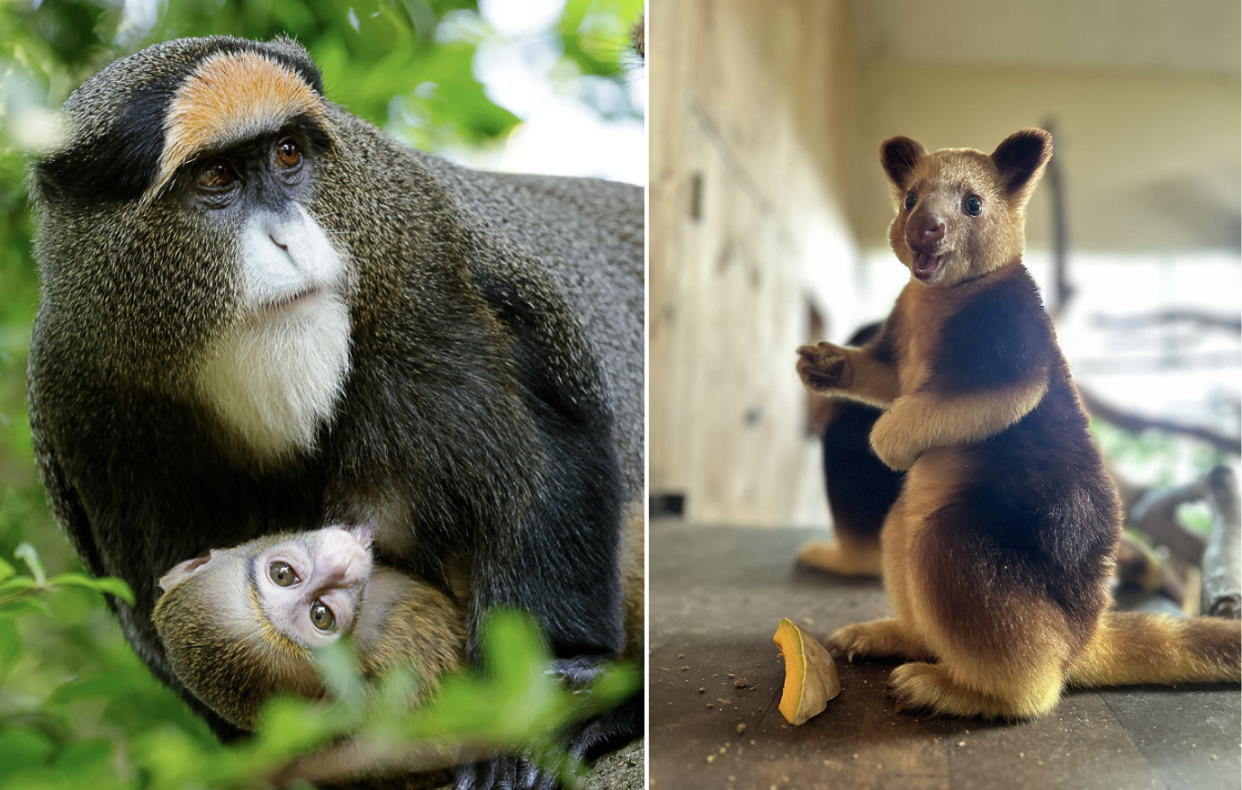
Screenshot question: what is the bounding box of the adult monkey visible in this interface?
[27,35,642,788]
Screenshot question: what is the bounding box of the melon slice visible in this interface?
[772,617,840,725]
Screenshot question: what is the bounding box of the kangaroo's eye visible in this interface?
[964,195,983,217]
[904,192,917,211]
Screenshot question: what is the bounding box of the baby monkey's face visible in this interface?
[256,525,375,646]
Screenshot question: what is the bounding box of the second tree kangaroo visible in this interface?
[796,129,1240,718]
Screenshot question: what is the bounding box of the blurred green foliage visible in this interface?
[1091,417,1230,533]
[0,1,642,786]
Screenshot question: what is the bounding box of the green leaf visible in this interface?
[0,576,37,595]
[14,542,45,585]
[49,672,145,704]
[312,637,367,709]
[0,619,19,671]
[47,738,115,784]
[0,556,14,582]
[0,727,54,772]
[44,572,136,605]
[92,577,135,605]
[0,597,48,619]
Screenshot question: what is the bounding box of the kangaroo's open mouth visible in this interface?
[912,251,943,281]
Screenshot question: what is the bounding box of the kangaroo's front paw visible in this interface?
[870,410,919,470]
[796,342,853,392]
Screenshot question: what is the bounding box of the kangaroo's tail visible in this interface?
[1067,610,1240,687]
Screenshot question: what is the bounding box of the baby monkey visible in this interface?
[153,525,465,732]
[153,522,644,782]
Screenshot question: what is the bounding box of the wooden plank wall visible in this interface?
[649,0,859,526]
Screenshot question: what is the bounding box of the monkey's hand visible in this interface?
[454,657,639,790]
[454,755,560,790]
[869,407,921,470]
[797,342,854,393]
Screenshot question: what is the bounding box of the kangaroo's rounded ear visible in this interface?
[880,136,927,190]
[991,129,1053,202]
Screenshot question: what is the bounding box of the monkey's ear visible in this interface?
[343,522,376,550]
[880,136,927,190]
[158,552,214,592]
[991,129,1052,203]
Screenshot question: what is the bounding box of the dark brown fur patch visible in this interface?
[823,322,905,542]
[881,136,928,190]
[943,368,1121,651]
[991,129,1053,200]
[928,265,1055,396]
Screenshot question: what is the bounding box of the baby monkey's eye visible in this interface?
[904,192,917,211]
[964,195,983,217]
[310,600,336,631]
[269,561,298,587]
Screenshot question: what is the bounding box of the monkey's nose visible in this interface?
[316,528,374,587]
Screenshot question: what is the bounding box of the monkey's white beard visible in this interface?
[196,292,352,462]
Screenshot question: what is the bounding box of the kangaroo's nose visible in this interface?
[921,221,945,242]
[907,214,946,249]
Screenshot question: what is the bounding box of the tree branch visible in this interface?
[1128,477,1209,566]
[1079,386,1240,456]
[1094,309,1242,334]
[1200,466,1241,618]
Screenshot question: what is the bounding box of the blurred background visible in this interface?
[0,1,642,786]
[650,0,1241,532]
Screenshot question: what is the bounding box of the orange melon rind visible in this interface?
[773,617,840,725]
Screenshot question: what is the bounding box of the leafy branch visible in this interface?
[0,542,134,617]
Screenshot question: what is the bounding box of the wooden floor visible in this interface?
[649,522,1241,790]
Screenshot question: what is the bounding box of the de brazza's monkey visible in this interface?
[28,35,642,784]
[152,522,644,785]
[797,129,1239,718]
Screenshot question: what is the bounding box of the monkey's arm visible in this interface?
[796,342,901,408]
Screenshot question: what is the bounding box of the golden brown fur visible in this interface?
[796,129,1241,719]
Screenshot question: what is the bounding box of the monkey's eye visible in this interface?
[964,195,983,217]
[268,561,299,587]
[275,138,302,170]
[310,600,336,631]
[197,158,236,190]
[904,192,917,211]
